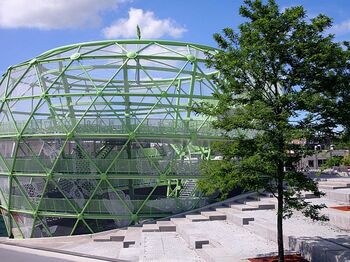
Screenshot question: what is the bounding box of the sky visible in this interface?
[0,0,350,74]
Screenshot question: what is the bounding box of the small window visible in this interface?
[318,159,325,167]
[308,160,314,168]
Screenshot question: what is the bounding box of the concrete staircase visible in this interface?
[4,177,350,262]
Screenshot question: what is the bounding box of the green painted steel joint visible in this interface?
[67,132,74,139]
[131,214,139,222]
[161,91,167,98]
[70,53,81,60]
[186,54,196,63]
[1,97,6,103]
[126,51,138,59]
[129,132,135,139]
[191,132,197,141]
[77,213,83,220]
[29,58,37,65]
[47,172,53,179]
[41,92,48,100]
[100,173,108,180]
[96,89,103,96]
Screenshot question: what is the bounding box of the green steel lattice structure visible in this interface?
[0,39,221,238]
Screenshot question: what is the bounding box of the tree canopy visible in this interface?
[195,0,350,260]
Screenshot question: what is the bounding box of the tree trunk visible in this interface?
[277,175,284,262]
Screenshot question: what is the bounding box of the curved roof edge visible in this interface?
[39,39,219,58]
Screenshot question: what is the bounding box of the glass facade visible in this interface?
[0,40,220,238]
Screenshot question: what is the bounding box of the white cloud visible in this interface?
[0,0,128,29]
[102,8,187,39]
[331,20,350,36]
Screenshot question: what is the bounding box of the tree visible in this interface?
[195,1,349,261]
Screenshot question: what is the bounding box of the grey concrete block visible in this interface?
[230,204,259,211]
[327,189,350,203]
[156,221,176,232]
[225,211,254,226]
[244,201,275,209]
[142,224,160,232]
[123,240,136,248]
[201,211,227,221]
[186,214,210,222]
[289,237,349,262]
[328,211,350,230]
[198,247,237,262]
[194,239,209,249]
[109,235,125,242]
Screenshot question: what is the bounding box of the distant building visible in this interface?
[298,149,349,170]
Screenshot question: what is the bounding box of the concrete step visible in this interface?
[289,236,350,262]
[303,192,318,199]
[156,221,176,232]
[318,184,350,190]
[230,203,259,211]
[93,229,127,242]
[224,210,254,226]
[186,214,210,222]
[248,195,277,204]
[142,223,160,232]
[170,217,188,224]
[326,188,350,203]
[327,208,350,230]
[175,223,210,250]
[123,227,141,248]
[244,201,276,209]
[190,236,210,249]
[200,211,226,221]
[118,246,142,261]
[197,247,237,262]
[230,202,274,211]
[245,220,279,243]
[319,180,350,185]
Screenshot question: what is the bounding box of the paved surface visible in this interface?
[1,177,350,261]
[0,244,106,262]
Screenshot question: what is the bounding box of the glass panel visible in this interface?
[72,220,91,236]
[16,177,46,207]
[0,102,17,135]
[10,178,34,211]
[0,209,10,236]
[33,216,76,237]
[0,175,9,205]
[13,213,34,238]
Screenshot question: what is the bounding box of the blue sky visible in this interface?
[0,0,350,74]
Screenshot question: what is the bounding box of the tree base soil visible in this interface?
[248,254,309,262]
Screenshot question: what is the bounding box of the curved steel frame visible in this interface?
[0,40,220,238]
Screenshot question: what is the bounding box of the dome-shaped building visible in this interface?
[0,40,221,238]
